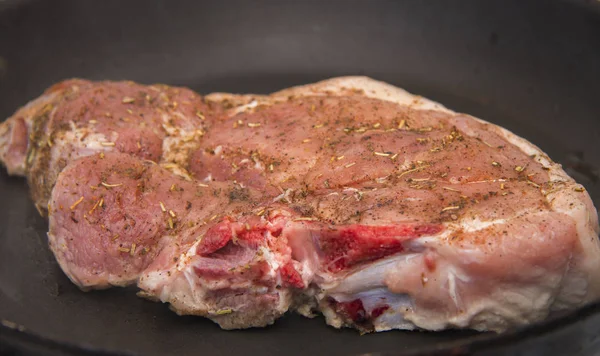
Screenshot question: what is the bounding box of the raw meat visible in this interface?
[1,77,599,332]
[0,79,212,213]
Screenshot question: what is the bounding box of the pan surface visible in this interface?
[1,1,600,355]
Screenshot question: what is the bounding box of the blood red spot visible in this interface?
[237,227,266,246]
[370,305,390,319]
[270,227,283,237]
[330,299,390,324]
[196,221,232,255]
[280,262,304,289]
[318,224,443,272]
[333,299,367,324]
[424,253,436,272]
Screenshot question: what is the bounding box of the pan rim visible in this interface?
[2,299,600,356]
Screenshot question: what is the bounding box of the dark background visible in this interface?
[1,1,600,355]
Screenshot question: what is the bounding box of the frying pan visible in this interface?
[1,1,600,355]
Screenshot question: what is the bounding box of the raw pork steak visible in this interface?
[1,77,599,332]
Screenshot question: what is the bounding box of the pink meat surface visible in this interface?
[0,79,215,214]
[1,76,599,332]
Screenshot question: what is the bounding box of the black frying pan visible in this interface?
[1,1,600,355]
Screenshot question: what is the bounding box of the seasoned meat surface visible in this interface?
[1,76,599,332]
[0,79,213,213]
